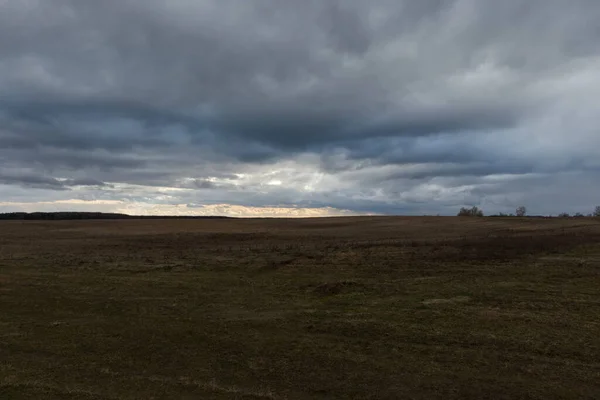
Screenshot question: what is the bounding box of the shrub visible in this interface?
[457,206,484,217]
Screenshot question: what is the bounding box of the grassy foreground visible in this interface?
[1,217,600,399]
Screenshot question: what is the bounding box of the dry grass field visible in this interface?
[1,216,600,399]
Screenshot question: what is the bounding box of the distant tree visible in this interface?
[457,206,484,217]
[515,206,527,217]
[558,212,570,218]
[593,206,600,217]
[574,212,585,218]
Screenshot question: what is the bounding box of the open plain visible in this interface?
[1,217,600,399]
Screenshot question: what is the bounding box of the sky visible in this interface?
[1,0,600,217]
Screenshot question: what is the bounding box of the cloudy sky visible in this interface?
[1,0,600,217]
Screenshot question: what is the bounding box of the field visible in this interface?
[1,217,600,399]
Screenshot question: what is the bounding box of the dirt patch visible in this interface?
[423,296,470,305]
[313,281,364,296]
[477,307,535,321]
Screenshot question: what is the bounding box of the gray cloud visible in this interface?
[1,0,600,215]
[0,172,109,191]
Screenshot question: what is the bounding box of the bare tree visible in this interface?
[594,206,600,217]
[515,206,527,217]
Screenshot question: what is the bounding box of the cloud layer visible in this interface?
[1,0,600,216]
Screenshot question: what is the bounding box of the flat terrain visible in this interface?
[1,217,600,399]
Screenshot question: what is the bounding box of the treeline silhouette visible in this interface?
[0,212,232,220]
[459,205,600,218]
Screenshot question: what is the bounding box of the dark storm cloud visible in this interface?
[0,0,529,150]
[1,0,599,214]
[0,172,108,191]
[0,174,69,191]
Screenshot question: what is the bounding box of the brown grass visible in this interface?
[1,216,600,399]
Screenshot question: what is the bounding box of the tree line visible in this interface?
[458,206,600,218]
[0,212,232,220]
